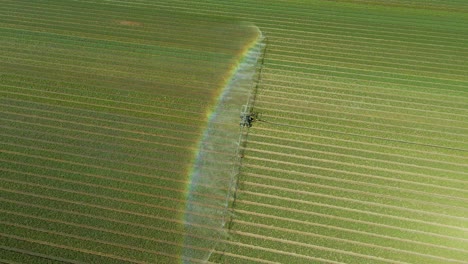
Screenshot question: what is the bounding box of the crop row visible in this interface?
[193,0,468,263]
[247,134,468,170]
[230,202,467,252]
[246,140,467,183]
[0,185,223,260]
[227,197,467,263]
[260,77,468,111]
[1,61,226,100]
[231,210,467,256]
[0,13,254,55]
[85,0,468,45]
[241,143,467,200]
[9,0,468,74]
[242,166,467,214]
[0,1,258,262]
[237,180,467,230]
[250,126,466,161]
[0,142,231,203]
[257,87,468,125]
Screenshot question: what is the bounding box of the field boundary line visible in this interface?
[257,106,468,139]
[256,94,468,130]
[0,222,186,262]
[2,30,466,74]
[242,181,468,220]
[0,126,241,178]
[0,117,199,151]
[0,129,234,172]
[260,72,468,99]
[0,101,249,144]
[0,39,231,68]
[247,146,468,178]
[234,209,468,252]
[233,219,468,262]
[222,240,343,264]
[0,132,229,171]
[0,126,210,171]
[14,0,468,40]
[244,172,468,210]
[1,70,228,100]
[236,200,468,242]
[0,90,207,124]
[0,94,241,135]
[247,156,468,191]
[229,234,401,263]
[0,16,249,54]
[265,57,468,81]
[0,131,199,175]
[0,161,229,204]
[0,233,141,263]
[2,16,464,75]
[0,200,226,244]
[0,125,200,158]
[1,72,232,113]
[261,82,468,111]
[0,219,215,258]
[267,41,467,67]
[0,168,227,219]
[248,147,468,184]
[0,64,238,103]
[261,68,468,96]
[261,66,468,90]
[268,49,468,74]
[244,163,467,199]
[265,30,468,53]
[210,250,277,264]
[253,126,468,158]
[244,170,468,205]
[79,0,468,52]
[248,137,468,168]
[0,175,226,214]
[4,1,467,42]
[6,57,467,101]
[0,162,227,203]
[160,0,468,36]
[0,187,225,232]
[0,137,201,172]
[0,245,85,264]
[3,15,466,80]
[239,189,468,230]
[254,119,468,153]
[1,97,202,131]
[0,58,230,100]
[0,52,228,86]
[232,229,464,263]
[0,24,233,58]
[258,95,468,127]
[263,66,468,98]
[0,44,228,76]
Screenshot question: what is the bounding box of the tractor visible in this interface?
[239,105,258,128]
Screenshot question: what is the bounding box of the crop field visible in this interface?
[0,0,261,263]
[1,0,468,264]
[202,1,468,263]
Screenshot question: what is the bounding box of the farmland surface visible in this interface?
[195,0,467,263]
[1,0,468,264]
[0,1,259,263]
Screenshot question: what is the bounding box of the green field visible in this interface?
[1,0,468,264]
[0,1,260,263]
[202,1,468,263]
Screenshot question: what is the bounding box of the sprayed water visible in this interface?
[182,28,265,263]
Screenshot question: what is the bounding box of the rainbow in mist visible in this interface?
[181,26,265,263]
